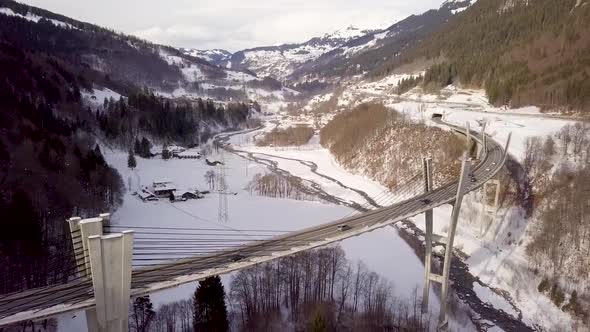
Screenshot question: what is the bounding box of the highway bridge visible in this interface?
[0,117,509,329]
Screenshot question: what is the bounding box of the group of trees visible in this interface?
[246,173,315,201]
[523,124,590,323]
[0,0,216,93]
[134,137,154,158]
[247,77,283,91]
[396,75,424,94]
[320,103,464,189]
[97,91,251,147]
[255,125,315,147]
[129,276,228,332]
[127,249,434,331]
[0,41,124,294]
[229,246,433,331]
[376,0,590,110]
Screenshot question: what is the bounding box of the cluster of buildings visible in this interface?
[167,145,202,159]
[136,179,206,202]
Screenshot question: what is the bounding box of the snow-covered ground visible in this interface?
[56,127,439,330]
[0,7,78,29]
[155,48,298,103]
[221,25,378,79]
[328,76,581,330]
[81,87,122,109]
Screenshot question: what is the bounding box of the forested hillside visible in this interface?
[0,0,269,99]
[320,103,465,189]
[0,0,186,93]
[0,41,124,293]
[98,92,251,147]
[373,0,590,111]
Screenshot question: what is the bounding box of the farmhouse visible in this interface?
[167,145,186,157]
[180,191,204,200]
[137,190,158,201]
[152,180,177,197]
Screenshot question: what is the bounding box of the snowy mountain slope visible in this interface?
[180,48,232,64]
[183,26,377,80]
[288,0,476,83]
[0,0,296,103]
[183,0,476,84]
[0,7,77,28]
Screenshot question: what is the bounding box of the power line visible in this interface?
[105,225,293,233]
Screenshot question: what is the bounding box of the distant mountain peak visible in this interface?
[440,0,477,14]
[322,25,376,41]
[181,48,232,64]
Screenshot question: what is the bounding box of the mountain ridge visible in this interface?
[181,25,380,79]
[183,0,475,82]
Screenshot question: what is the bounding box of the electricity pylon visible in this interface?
[217,149,229,223]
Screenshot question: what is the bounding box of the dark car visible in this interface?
[230,254,246,262]
[337,225,351,232]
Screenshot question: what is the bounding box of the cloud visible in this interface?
[20,0,444,51]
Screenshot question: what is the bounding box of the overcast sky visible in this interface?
[20,0,444,51]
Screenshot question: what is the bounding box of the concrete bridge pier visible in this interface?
[87,231,134,332]
[419,155,471,329]
[480,179,501,237]
[68,214,133,332]
[477,122,488,159]
[421,157,434,313]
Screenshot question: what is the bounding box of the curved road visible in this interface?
[0,119,510,327]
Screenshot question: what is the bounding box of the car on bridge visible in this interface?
[337,225,351,232]
[231,254,246,262]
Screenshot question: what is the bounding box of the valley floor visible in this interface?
[56,128,437,331]
[57,85,582,331]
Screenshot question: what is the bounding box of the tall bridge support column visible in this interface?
[503,133,512,163]
[466,122,471,148]
[68,214,118,332]
[480,179,500,237]
[67,217,85,276]
[87,231,134,332]
[421,157,434,313]
[418,156,470,329]
[438,156,471,328]
[477,122,488,160]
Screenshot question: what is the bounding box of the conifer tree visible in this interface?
[193,276,229,332]
[162,145,171,160]
[140,137,152,158]
[128,148,137,169]
[134,138,142,156]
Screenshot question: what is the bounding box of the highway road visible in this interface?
[0,117,507,326]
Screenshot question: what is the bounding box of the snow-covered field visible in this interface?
[56,128,437,330]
